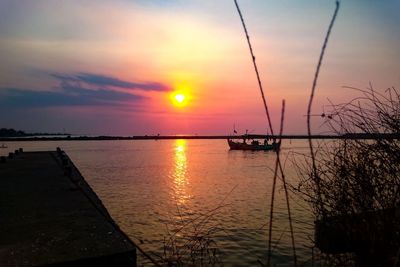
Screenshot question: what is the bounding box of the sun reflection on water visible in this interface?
[171,139,190,205]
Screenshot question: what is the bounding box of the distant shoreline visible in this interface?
[1,133,398,142]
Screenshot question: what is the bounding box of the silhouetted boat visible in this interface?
[227,137,280,151]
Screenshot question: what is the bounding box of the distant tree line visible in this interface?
[0,128,27,137]
[0,128,69,137]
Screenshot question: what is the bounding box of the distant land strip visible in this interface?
[1,133,399,142]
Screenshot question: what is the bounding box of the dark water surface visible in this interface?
[2,140,315,266]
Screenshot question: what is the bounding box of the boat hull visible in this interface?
[227,139,280,151]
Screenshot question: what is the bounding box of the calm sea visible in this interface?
[1,139,315,266]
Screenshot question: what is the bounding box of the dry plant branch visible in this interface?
[307,0,340,217]
[233,1,298,266]
[296,86,400,265]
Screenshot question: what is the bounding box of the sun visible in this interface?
[170,91,189,107]
[169,82,192,108]
[175,93,185,103]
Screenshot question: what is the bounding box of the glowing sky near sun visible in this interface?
[0,0,399,135]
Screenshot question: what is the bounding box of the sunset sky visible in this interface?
[0,0,399,135]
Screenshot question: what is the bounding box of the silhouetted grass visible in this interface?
[153,187,238,266]
[296,86,400,266]
[160,209,223,267]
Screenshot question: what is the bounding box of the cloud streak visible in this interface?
[0,72,171,109]
[51,73,169,91]
[0,74,156,109]
[0,85,143,108]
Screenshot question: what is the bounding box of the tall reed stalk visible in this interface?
[233,1,297,266]
[307,0,340,217]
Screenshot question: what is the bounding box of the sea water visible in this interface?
[1,139,315,266]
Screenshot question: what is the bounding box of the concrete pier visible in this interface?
[0,150,136,266]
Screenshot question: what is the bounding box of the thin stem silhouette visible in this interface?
[307,0,340,216]
[234,0,274,136]
[233,1,298,266]
[279,102,297,267]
